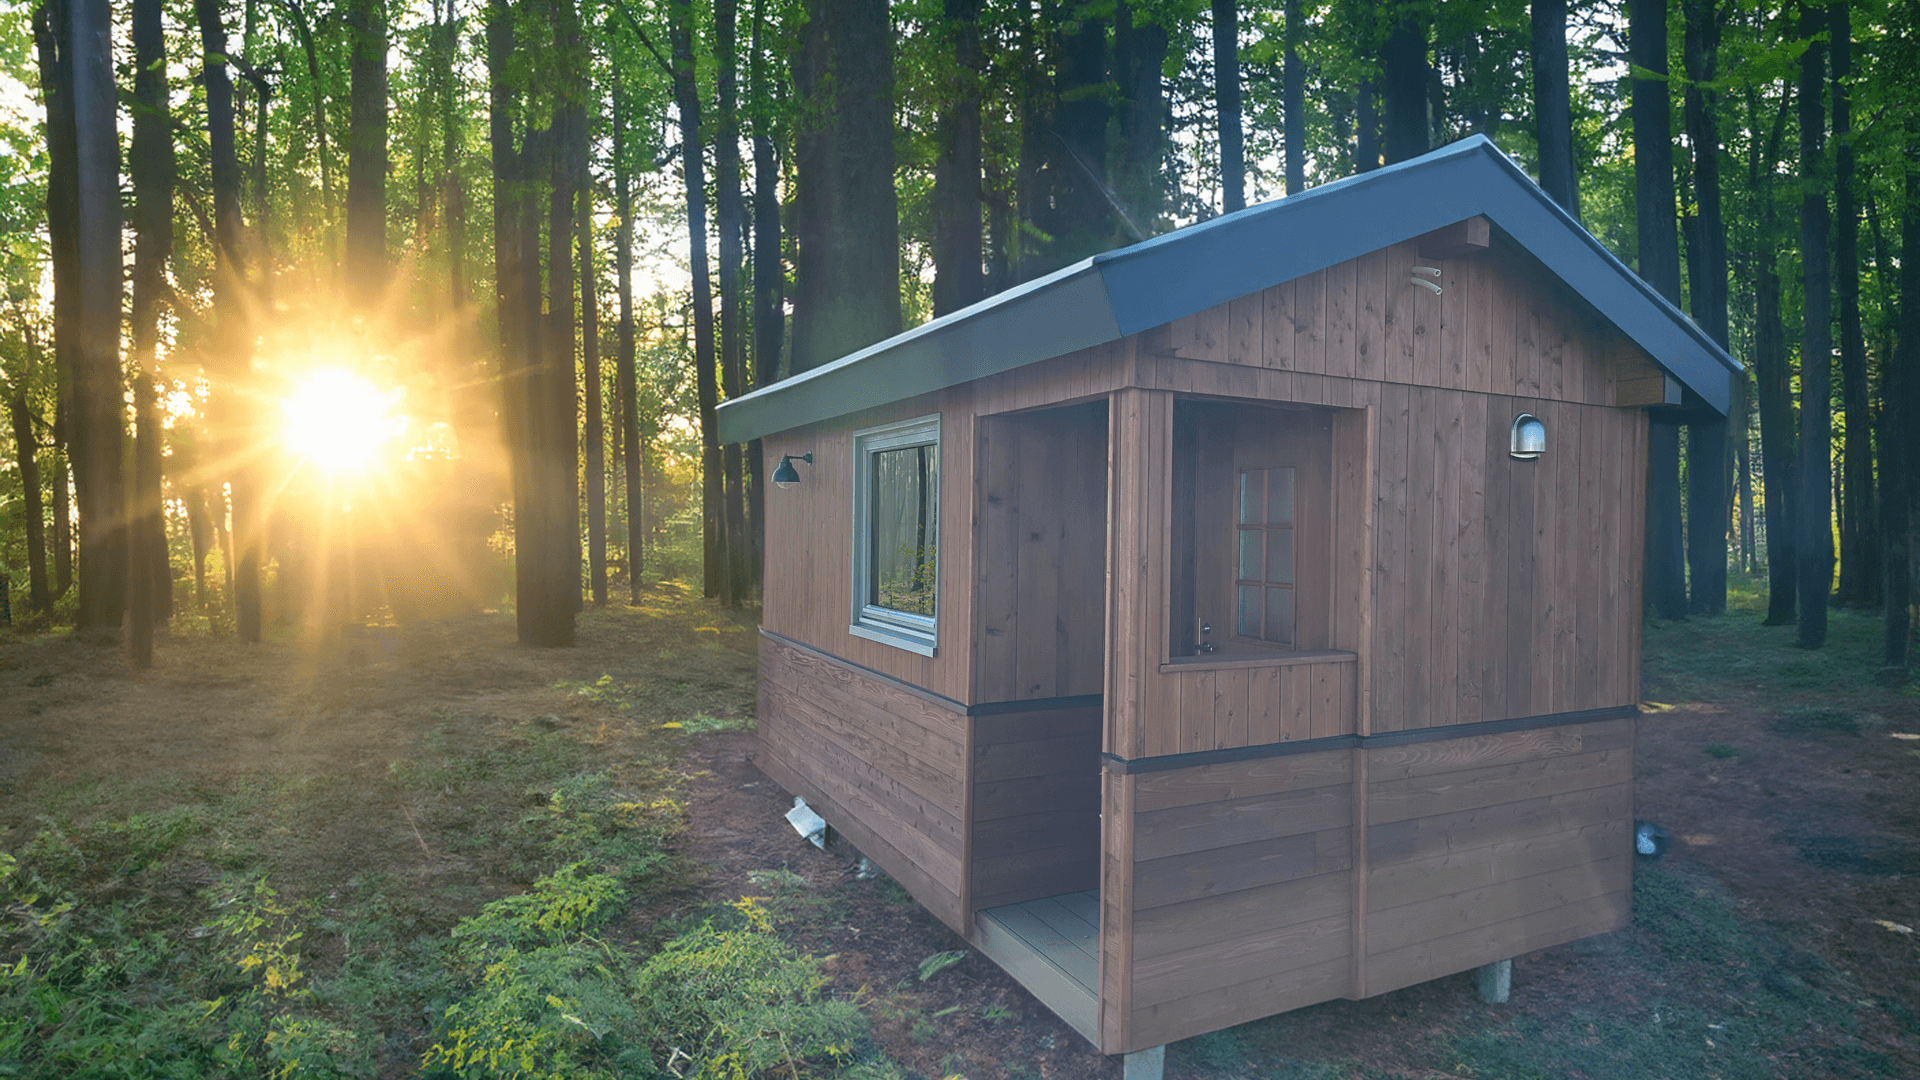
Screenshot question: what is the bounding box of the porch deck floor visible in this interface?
[973,891,1100,1045]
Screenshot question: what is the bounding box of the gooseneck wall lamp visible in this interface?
[771,452,814,489]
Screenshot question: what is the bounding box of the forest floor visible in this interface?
[0,578,1916,1079]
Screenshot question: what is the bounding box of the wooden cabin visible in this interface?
[715,137,1738,1065]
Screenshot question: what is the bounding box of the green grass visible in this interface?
[1641,571,1915,716]
[1442,866,1885,1080]
[0,592,878,1079]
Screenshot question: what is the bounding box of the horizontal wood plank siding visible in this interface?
[1362,717,1634,995]
[1124,750,1355,1051]
[970,706,1103,910]
[756,637,969,932]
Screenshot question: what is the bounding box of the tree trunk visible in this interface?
[1283,0,1304,193]
[580,131,606,608]
[1682,0,1727,616]
[1630,0,1685,621]
[1830,0,1875,607]
[1113,2,1167,226]
[52,428,72,598]
[38,0,126,632]
[198,0,261,641]
[130,0,175,662]
[791,0,902,371]
[615,81,643,601]
[8,389,50,617]
[932,0,984,315]
[716,0,748,606]
[347,0,388,302]
[1356,81,1380,172]
[1795,0,1832,647]
[1882,133,1918,667]
[1382,15,1429,165]
[668,0,724,600]
[1532,0,1578,217]
[746,5,781,586]
[547,89,583,621]
[1212,0,1244,212]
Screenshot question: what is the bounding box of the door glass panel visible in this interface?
[1268,467,1295,525]
[1266,529,1295,584]
[1238,470,1262,525]
[1238,529,1262,581]
[1265,587,1294,645]
[1237,585,1262,637]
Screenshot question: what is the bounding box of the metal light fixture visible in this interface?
[1510,413,1546,459]
[771,452,813,488]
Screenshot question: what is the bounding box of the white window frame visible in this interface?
[850,414,941,656]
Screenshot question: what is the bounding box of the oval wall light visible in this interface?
[772,452,814,488]
[1510,414,1546,460]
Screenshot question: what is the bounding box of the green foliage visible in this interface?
[1703,742,1739,758]
[914,950,967,983]
[628,899,864,1080]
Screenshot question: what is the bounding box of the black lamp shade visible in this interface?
[772,455,804,488]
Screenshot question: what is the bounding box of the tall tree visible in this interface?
[1630,0,1686,621]
[581,131,606,607]
[614,75,643,602]
[7,388,49,618]
[36,0,126,632]
[1883,131,1918,667]
[1794,0,1832,647]
[1682,0,1727,616]
[1532,0,1579,216]
[1283,0,1304,193]
[548,0,583,617]
[347,0,388,299]
[1830,0,1874,607]
[932,0,984,314]
[747,6,782,581]
[130,0,176,663]
[716,0,748,605]
[1213,0,1245,211]
[198,0,263,640]
[790,0,901,371]
[1113,0,1168,221]
[668,0,723,598]
[1381,12,1430,164]
[1749,84,1796,625]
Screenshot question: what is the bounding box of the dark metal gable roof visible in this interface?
[716,136,1739,444]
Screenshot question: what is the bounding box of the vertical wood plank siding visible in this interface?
[975,406,1110,702]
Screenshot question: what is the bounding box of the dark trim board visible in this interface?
[1101,705,1638,774]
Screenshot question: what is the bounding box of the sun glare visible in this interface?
[283,370,401,470]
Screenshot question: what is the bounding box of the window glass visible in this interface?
[1236,585,1262,638]
[869,444,937,616]
[1235,466,1298,647]
[1266,529,1295,585]
[1268,467,1295,525]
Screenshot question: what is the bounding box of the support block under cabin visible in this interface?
[719,137,1736,1056]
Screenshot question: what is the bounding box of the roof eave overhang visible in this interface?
[718,136,1737,445]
